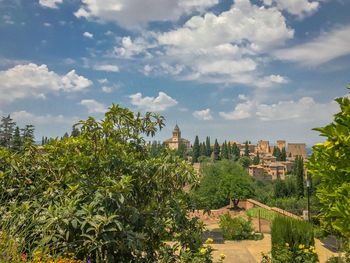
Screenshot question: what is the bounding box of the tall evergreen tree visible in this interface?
[295,156,304,198]
[21,124,35,143]
[253,152,260,165]
[11,126,22,151]
[221,141,229,159]
[232,143,240,161]
[192,135,200,163]
[0,115,16,148]
[227,141,232,157]
[199,142,206,157]
[244,141,250,156]
[272,147,277,157]
[213,139,221,161]
[281,147,287,161]
[71,126,80,137]
[205,136,212,157]
[176,142,187,159]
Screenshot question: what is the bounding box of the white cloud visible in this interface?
[74,0,219,28]
[274,25,350,66]
[0,63,92,103]
[111,0,292,86]
[219,100,255,120]
[101,86,112,93]
[80,99,108,114]
[93,64,119,72]
[192,109,213,120]
[98,78,108,84]
[39,0,63,8]
[129,92,178,112]
[263,0,319,17]
[43,22,51,27]
[12,110,78,125]
[256,97,338,122]
[83,32,94,38]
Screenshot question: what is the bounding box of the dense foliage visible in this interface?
[0,105,213,262]
[195,160,254,209]
[218,214,260,240]
[308,86,350,239]
[271,216,316,262]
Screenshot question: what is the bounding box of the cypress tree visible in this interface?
[227,141,232,157]
[0,115,16,148]
[221,141,229,159]
[199,142,206,157]
[205,136,212,157]
[296,156,304,198]
[244,141,250,156]
[21,125,35,143]
[281,147,286,161]
[213,139,221,161]
[192,135,200,163]
[253,152,260,165]
[232,143,240,161]
[11,126,22,152]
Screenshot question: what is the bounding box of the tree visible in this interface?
[199,142,206,157]
[308,87,350,237]
[244,141,250,156]
[221,141,229,159]
[71,126,80,137]
[21,124,35,142]
[0,115,16,148]
[176,142,187,159]
[11,126,22,152]
[192,135,200,163]
[213,139,221,161]
[281,147,287,161]
[253,152,260,165]
[205,136,212,157]
[239,156,251,168]
[227,141,232,157]
[0,105,212,262]
[196,160,253,209]
[232,143,240,161]
[294,156,304,198]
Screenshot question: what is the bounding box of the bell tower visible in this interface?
[172,124,181,141]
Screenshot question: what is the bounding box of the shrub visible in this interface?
[219,214,262,240]
[246,207,278,221]
[271,215,316,261]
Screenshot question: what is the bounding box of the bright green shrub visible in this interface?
[271,215,316,261]
[246,207,278,221]
[219,214,260,240]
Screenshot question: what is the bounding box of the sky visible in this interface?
[0,0,350,146]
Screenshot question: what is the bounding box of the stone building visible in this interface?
[248,165,265,180]
[277,140,286,150]
[257,140,270,154]
[287,143,306,158]
[164,124,191,150]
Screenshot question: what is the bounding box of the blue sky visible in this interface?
[0,0,350,146]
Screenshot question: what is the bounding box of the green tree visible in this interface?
[221,141,229,159]
[213,139,221,161]
[11,126,22,152]
[192,135,200,163]
[227,141,232,157]
[244,141,250,156]
[196,160,253,209]
[253,152,260,165]
[0,115,16,148]
[281,147,287,161]
[199,142,206,157]
[232,142,240,161]
[205,136,212,157]
[295,156,304,198]
[71,126,80,137]
[21,124,35,143]
[239,156,251,168]
[176,141,187,159]
[0,105,212,262]
[308,87,350,237]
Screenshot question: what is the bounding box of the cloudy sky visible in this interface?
[1,0,349,146]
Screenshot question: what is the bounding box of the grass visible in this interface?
[246,207,278,221]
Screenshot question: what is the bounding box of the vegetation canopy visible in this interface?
[0,105,211,262]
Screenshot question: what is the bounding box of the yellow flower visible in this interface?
[200,248,206,254]
[299,244,304,249]
[304,249,309,253]
[186,248,190,251]
[285,243,289,247]
[313,249,317,253]
[206,238,213,243]
[324,141,331,147]
[260,250,263,254]
[220,253,225,259]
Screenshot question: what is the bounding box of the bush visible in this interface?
[219,214,262,240]
[271,215,316,261]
